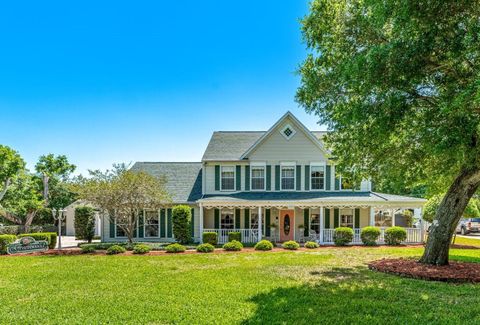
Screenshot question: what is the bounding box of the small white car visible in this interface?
[456,218,480,235]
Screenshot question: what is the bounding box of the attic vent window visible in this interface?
[281,124,296,140]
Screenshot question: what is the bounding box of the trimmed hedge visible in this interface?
[172,205,192,244]
[333,227,354,246]
[254,240,273,251]
[202,232,217,245]
[385,226,407,245]
[133,244,151,254]
[0,234,17,254]
[74,206,95,243]
[197,243,215,253]
[282,240,300,250]
[81,245,96,254]
[361,226,381,246]
[222,240,243,251]
[304,241,319,249]
[106,245,126,255]
[165,243,186,253]
[228,232,241,242]
[18,232,57,249]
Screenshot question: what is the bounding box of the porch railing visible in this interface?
[203,229,258,244]
[321,227,423,245]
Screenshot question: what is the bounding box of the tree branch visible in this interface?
[0,178,11,201]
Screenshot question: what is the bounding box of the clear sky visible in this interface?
[0,0,324,175]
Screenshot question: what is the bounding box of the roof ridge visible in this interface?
[213,131,266,133]
[134,161,202,164]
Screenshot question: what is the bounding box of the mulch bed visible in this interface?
[369,258,480,283]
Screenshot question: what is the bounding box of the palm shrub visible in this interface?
[106,245,126,255]
[333,227,354,246]
[222,240,243,251]
[133,244,151,254]
[202,232,217,245]
[165,243,186,253]
[304,241,319,249]
[227,232,241,242]
[385,226,407,245]
[0,234,17,254]
[360,226,381,246]
[254,240,273,251]
[197,243,215,253]
[74,206,96,243]
[172,205,192,244]
[282,240,300,250]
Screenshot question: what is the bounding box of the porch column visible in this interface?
[369,207,375,226]
[258,206,263,242]
[319,206,324,243]
[391,209,396,227]
[199,204,204,243]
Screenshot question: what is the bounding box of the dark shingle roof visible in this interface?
[131,162,202,203]
[202,131,264,161]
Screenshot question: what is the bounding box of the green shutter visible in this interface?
[304,165,310,191]
[326,165,331,190]
[236,165,241,191]
[245,166,250,191]
[214,209,220,229]
[244,209,250,228]
[325,209,331,229]
[266,165,271,191]
[304,209,309,236]
[167,208,173,238]
[138,210,144,238]
[335,177,340,191]
[160,209,166,237]
[110,217,115,238]
[334,208,339,228]
[265,209,271,236]
[275,165,280,191]
[215,165,220,191]
[191,208,195,237]
[296,165,301,190]
[355,208,360,228]
[235,209,241,229]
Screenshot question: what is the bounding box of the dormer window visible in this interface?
[280,124,296,140]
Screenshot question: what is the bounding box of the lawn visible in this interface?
[453,235,480,247]
[1,247,480,324]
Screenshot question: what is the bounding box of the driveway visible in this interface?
[56,236,99,249]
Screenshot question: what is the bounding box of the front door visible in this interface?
[280,210,295,241]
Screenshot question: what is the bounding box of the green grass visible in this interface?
[453,235,480,247]
[1,247,480,324]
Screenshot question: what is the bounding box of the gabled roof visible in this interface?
[130,162,202,203]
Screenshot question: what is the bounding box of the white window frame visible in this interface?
[250,162,266,191]
[220,209,235,230]
[280,162,296,191]
[310,162,326,191]
[144,209,160,238]
[220,165,235,191]
[280,123,296,140]
[340,209,354,228]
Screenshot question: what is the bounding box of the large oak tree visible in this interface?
[297,0,480,265]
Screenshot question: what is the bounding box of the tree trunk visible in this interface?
[0,178,11,201]
[420,168,480,265]
[42,174,49,205]
[24,211,36,233]
[0,210,22,224]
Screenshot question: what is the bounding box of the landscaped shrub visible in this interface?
[172,205,192,244]
[79,242,129,250]
[0,226,19,235]
[74,206,96,243]
[304,241,319,249]
[385,226,407,246]
[222,240,243,251]
[254,240,273,251]
[165,243,186,253]
[81,245,96,254]
[106,245,126,255]
[133,244,151,254]
[202,232,217,245]
[282,240,300,250]
[361,226,381,246]
[196,243,215,253]
[227,232,241,242]
[0,234,17,254]
[18,232,57,249]
[333,227,354,246]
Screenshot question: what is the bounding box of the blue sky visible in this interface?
[0,0,323,174]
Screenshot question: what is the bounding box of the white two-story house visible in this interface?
[102,112,426,244]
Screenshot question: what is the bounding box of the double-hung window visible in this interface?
[221,166,235,191]
[310,165,325,190]
[281,165,295,190]
[144,210,159,237]
[340,209,354,228]
[251,165,265,191]
[221,210,235,230]
[310,213,320,235]
[115,217,127,238]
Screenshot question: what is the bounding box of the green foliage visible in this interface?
[360,227,381,246]
[424,195,480,223]
[133,244,151,254]
[79,242,130,250]
[254,240,273,251]
[228,232,241,242]
[18,232,57,249]
[304,241,319,249]
[0,234,16,254]
[202,232,217,245]
[196,243,215,253]
[282,240,300,250]
[333,227,354,246]
[106,245,126,255]
[384,227,407,246]
[81,245,96,254]
[172,205,191,244]
[165,243,186,253]
[402,210,414,228]
[74,206,95,243]
[0,145,25,201]
[222,240,243,251]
